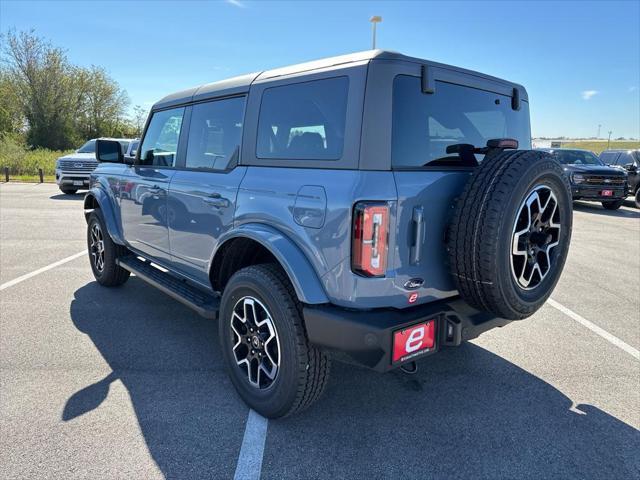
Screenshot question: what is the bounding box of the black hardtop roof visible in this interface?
[152,49,527,110]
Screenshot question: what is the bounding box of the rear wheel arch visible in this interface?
[210,228,329,305]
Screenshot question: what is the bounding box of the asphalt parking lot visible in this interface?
[1,183,639,479]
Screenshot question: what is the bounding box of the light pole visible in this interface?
[370,16,382,49]
[607,130,612,150]
[597,124,601,138]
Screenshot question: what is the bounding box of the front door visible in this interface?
[120,107,185,263]
[168,96,247,285]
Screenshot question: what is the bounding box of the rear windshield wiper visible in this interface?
[436,138,519,167]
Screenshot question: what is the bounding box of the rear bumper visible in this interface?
[571,184,627,200]
[303,297,511,372]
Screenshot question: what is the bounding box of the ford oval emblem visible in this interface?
[404,278,424,290]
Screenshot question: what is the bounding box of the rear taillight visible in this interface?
[352,202,389,277]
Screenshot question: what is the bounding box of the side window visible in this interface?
[185,96,246,170]
[616,152,634,167]
[139,107,185,167]
[599,151,618,165]
[256,76,349,160]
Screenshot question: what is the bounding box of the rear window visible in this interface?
[392,76,531,168]
[256,77,349,160]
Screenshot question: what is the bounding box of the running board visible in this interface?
[116,255,219,319]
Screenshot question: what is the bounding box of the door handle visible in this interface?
[202,193,229,208]
[410,206,424,265]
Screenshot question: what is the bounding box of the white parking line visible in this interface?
[548,298,640,360]
[0,251,86,291]
[233,409,268,480]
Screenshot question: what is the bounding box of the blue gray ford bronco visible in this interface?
[85,51,572,418]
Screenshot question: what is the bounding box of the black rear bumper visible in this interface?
[303,297,511,372]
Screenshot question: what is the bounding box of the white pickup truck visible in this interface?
[55,138,138,194]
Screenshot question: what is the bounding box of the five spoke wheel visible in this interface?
[89,222,105,273]
[511,185,561,290]
[231,296,280,389]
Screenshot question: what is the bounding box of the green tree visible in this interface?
[75,65,129,139]
[0,70,24,137]
[1,30,77,149]
[132,105,147,137]
[1,30,130,149]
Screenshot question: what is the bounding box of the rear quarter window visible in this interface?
[392,76,531,168]
[256,77,349,160]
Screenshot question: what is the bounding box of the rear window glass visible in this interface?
[186,96,245,170]
[256,77,349,160]
[392,76,531,168]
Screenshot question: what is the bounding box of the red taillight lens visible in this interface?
[352,202,389,277]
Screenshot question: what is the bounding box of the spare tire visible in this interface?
[447,150,572,320]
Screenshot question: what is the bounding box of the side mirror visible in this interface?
[96,140,123,163]
[625,163,637,173]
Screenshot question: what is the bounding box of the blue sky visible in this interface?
[1,0,638,138]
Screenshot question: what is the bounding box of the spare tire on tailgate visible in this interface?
[447,149,572,320]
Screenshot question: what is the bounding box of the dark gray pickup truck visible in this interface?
[85,50,572,418]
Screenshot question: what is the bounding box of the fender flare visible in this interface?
[213,224,329,305]
[84,187,125,245]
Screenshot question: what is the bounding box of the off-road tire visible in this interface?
[60,187,78,195]
[219,264,330,418]
[447,150,572,320]
[602,199,624,210]
[87,210,130,286]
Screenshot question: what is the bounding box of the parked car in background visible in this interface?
[55,138,135,194]
[599,149,640,208]
[124,139,139,159]
[538,148,628,210]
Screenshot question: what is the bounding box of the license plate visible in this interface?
[392,320,435,363]
[73,180,84,186]
[601,190,613,197]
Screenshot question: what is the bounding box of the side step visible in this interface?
[117,255,219,319]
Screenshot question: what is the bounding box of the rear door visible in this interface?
[167,96,247,285]
[120,107,185,263]
[390,70,532,303]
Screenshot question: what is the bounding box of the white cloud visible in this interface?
[226,0,246,7]
[581,90,598,100]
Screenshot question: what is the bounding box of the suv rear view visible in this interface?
[87,51,573,417]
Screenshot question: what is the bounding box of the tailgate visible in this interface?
[392,170,471,304]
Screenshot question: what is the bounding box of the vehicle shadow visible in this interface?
[573,201,640,218]
[50,193,84,201]
[66,280,247,479]
[67,281,640,479]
